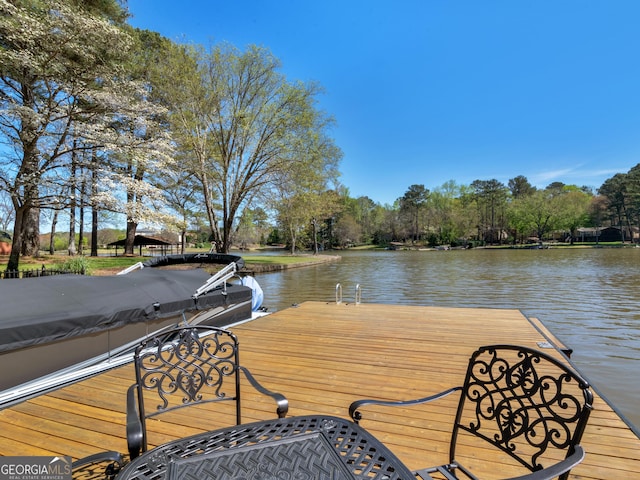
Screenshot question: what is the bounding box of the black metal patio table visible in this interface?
[116,415,415,480]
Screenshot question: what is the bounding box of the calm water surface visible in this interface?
[254,248,640,432]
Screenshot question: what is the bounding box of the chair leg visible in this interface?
[414,464,464,480]
[413,468,437,480]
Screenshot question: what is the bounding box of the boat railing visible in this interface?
[117,262,144,275]
[193,262,237,299]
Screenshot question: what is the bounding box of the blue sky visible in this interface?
[126,0,640,205]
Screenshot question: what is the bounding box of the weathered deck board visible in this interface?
[0,302,638,479]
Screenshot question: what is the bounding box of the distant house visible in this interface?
[576,226,638,243]
[0,231,11,255]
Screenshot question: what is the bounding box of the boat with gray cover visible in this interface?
[0,254,257,404]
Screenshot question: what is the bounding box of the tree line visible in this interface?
[1,1,638,272]
[242,166,638,251]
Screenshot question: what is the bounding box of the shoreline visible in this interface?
[0,252,342,277]
[242,254,341,273]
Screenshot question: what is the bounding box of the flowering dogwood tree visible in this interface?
[0,1,174,267]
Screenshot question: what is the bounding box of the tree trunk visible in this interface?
[68,150,77,255]
[312,218,319,255]
[79,202,84,255]
[90,150,99,257]
[125,220,137,256]
[79,161,88,254]
[290,233,296,254]
[6,207,25,271]
[201,177,222,252]
[91,208,98,256]
[21,207,40,256]
[14,77,41,260]
[79,168,85,255]
[221,215,233,253]
[68,203,76,255]
[49,210,58,254]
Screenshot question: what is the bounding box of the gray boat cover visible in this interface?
[0,268,250,353]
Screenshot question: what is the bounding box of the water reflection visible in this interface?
[254,248,640,431]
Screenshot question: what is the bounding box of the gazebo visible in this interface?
[107,235,174,256]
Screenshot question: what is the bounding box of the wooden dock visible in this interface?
[0,302,638,479]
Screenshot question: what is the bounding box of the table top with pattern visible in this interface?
[116,415,415,480]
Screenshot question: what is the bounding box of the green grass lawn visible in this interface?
[1,251,337,275]
[0,255,147,275]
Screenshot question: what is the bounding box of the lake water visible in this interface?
[253,247,640,432]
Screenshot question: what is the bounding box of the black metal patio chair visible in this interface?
[71,452,125,480]
[349,345,593,480]
[126,326,289,459]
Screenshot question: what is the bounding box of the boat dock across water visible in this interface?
[0,302,638,479]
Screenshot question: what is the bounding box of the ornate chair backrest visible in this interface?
[132,326,242,441]
[452,345,593,480]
